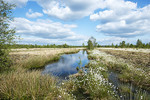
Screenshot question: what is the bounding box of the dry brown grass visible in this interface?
[0,67,73,100]
[99,48,150,69]
[98,48,150,53]
[10,48,81,69]
[0,48,82,100]
[89,49,150,91]
[10,48,82,56]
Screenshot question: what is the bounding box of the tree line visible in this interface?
[100,39,150,48]
[87,37,150,50]
[6,39,150,49]
[6,44,83,49]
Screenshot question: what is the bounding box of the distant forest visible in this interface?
[7,39,150,49]
[100,39,150,48]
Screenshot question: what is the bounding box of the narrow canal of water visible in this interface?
[42,50,89,79]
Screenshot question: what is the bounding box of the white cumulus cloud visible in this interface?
[5,0,28,7]
[34,0,106,20]
[26,9,43,18]
[90,0,150,37]
[11,18,88,45]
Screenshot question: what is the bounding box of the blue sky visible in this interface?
[6,0,150,45]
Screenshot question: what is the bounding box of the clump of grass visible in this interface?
[134,89,150,100]
[116,83,150,100]
[22,55,60,70]
[0,68,72,100]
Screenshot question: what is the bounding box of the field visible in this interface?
[0,48,150,100]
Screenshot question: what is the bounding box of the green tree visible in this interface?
[0,0,15,70]
[129,44,134,48]
[136,39,143,48]
[82,43,85,47]
[87,40,94,50]
[89,36,96,46]
[95,42,98,48]
[63,43,69,48]
[120,41,126,48]
[126,43,130,48]
[145,43,149,48]
[111,43,114,47]
[97,44,101,47]
[115,44,118,48]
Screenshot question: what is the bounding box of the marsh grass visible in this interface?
[1,48,149,99]
[0,48,81,100]
[89,50,150,91]
[116,83,150,100]
[21,55,60,70]
[0,68,73,100]
[63,60,118,100]
[10,48,80,70]
[99,49,150,70]
[87,49,150,99]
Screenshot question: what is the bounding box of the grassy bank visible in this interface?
[10,48,80,70]
[87,49,150,99]
[0,48,80,100]
[62,60,117,100]
[99,48,150,69]
[0,68,73,100]
[88,49,150,91]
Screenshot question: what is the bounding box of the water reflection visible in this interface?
[42,50,89,79]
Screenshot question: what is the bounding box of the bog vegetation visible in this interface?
[0,0,150,100]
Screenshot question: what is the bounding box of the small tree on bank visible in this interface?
[87,40,94,50]
[87,36,97,50]
[82,43,85,47]
[0,0,15,70]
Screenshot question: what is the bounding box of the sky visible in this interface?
[6,0,150,46]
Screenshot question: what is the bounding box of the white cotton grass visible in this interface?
[89,50,149,80]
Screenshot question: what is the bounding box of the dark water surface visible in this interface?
[42,50,89,79]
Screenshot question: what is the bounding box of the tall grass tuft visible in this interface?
[21,55,60,69]
[0,68,72,100]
